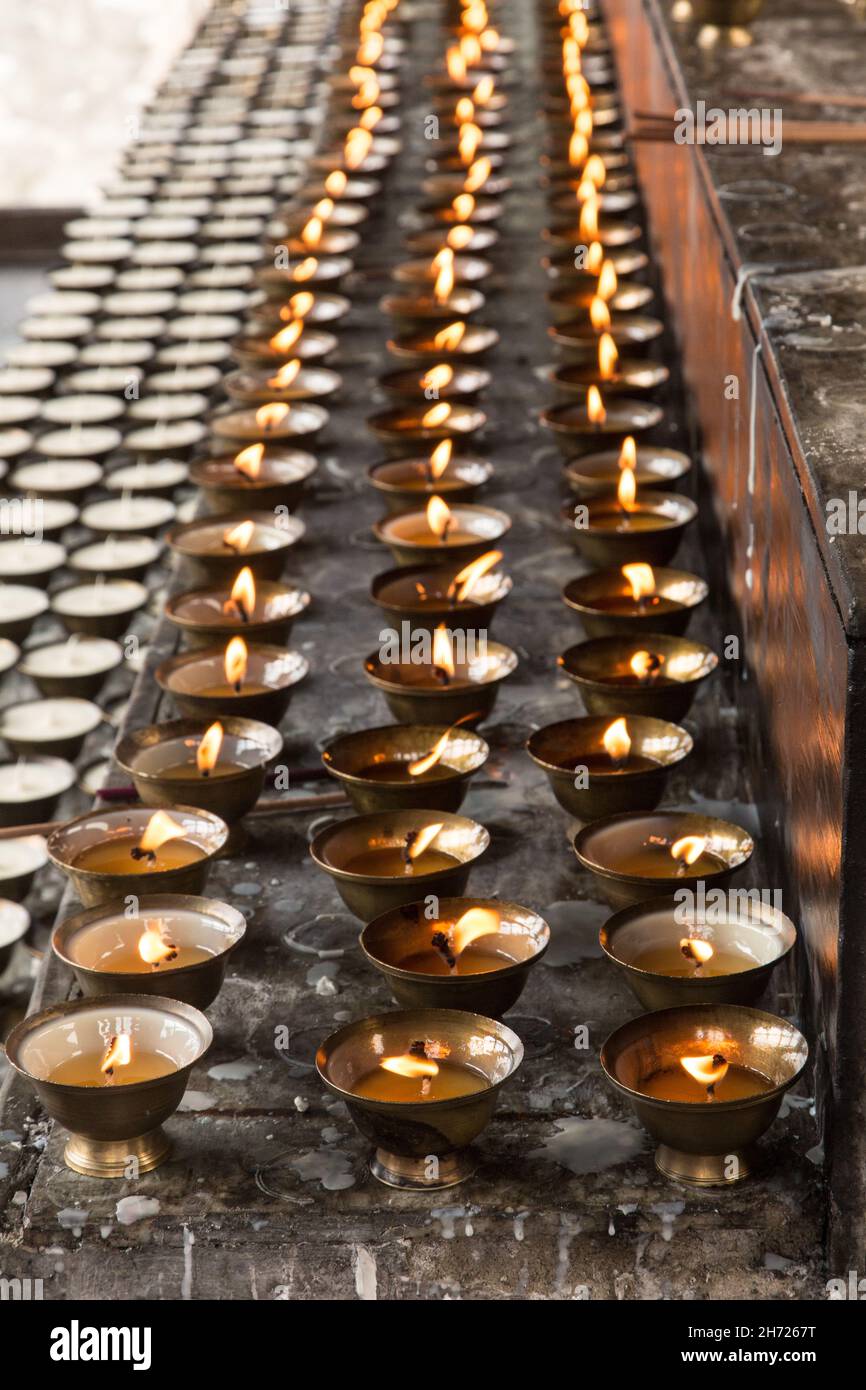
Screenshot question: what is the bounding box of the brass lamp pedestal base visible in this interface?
[64,1127,172,1178]
[370,1147,475,1190]
[655,1142,759,1187]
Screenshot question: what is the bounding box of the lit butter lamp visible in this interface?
[310,809,489,921]
[368,398,486,459]
[564,464,697,568]
[391,249,493,290]
[224,357,342,407]
[6,994,212,1176]
[381,246,486,332]
[364,623,518,725]
[166,565,311,649]
[545,373,662,446]
[600,893,797,1010]
[316,1007,523,1188]
[53,893,247,1010]
[551,330,669,396]
[374,493,511,565]
[559,633,718,721]
[543,237,647,286]
[189,441,318,514]
[378,359,491,404]
[573,810,755,908]
[527,714,692,820]
[562,561,709,638]
[422,157,510,203]
[544,188,642,252]
[249,286,351,330]
[368,438,493,511]
[48,807,229,908]
[255,251,354,297]
[232,314,339,369]
[387,315,499,363]
[167,511,305,585]
[298,168,380,208]
[322,722,489,813]
[269,202,360,259]
[564,434,690,497]
[156,635,308,725]
[548,259,651,322]
[419,188,504,229]
[361,897,549,1017]
[403,222,500,257]
[210,399,328,449]
[371,548,512,634]
[601,1004,808,1186]
[116,716,283,833]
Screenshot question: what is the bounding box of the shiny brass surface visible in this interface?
[166,511,305,585]
[115,716,282,824]
[558,634,718,719]
[5,992,212,1177]
[563,446,690,498]
[561,566,709,638]
[321,724,488,813]
[188,454,318,515]
[360,896,549,1017]
[367,456,493,512]
[316,1007,523,1187]
[562,493,697,568]
[600,1003,807,1185]
[52,893,246,1011]
[370,562,512,634]
[574,810,755,907]
[164,582,311,650]
[527,715,692,820]
[155,644,308,725]
[372,502,511,566]
[363,642,518,727]
[47,806,229,908]
[310,808,490,921]
[600,893,797,1009]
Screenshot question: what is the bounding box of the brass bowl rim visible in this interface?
[166,508,305,557]
[367,456,494,493]
[310,809,491,883]
[373,501,512,549]
[573,809,755,886]
[561,567,709,617]
[46,804,230,877]
[209,399,330,441]
[115,715,284,786]
[563,445,690,490]
[322,723,489,785]
[360,895,550,981]
[154,642,310,696]
[387,324,500,357]
[543,399,665,436]
[315,1005,524,1109]
[599,892,797,980]
[4,989,214,1094]
[363,640,519,693]
[164,582,311,631]
[52,892,247,979]
[558,635,719,690]
[370,561,512,611]
[366,403,488,439]
[563,492,698,533]
[188,451,318,489]
[599,1002,808,1112]
[527,715,693,778]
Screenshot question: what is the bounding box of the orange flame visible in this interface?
[344,127,373,168]
[289,293,314,321]
[434,321,467,350]
[598,260,618,301]
[381,1053,439,1079]
[579,197,599,243]
[409,822,445,860]
[630,649,664,680]
[451,905,499,956]
[312,197,334,222]
[464,156,492,193]
[584,154,607,188]
[617,466,637,511]
[270,359,302,390]
[586,240,603,274]
[421,364,454,393]
[681,1053,729,1087]
[458,122,483,164]
[602,717,631,762]
[680,938,715,967]
[408,729,452,776]
[459,33,482,65]
[196,721,224,775]
[432,247,455,302]
[300,216,323,249]
[448,548,502,602]
[359,103,383,130]
[447,224,474,250]
[228,566,256,619]
[234,443,264,479]
[568,131,589,167]
[101,1033,132,1076]
[598,332,618,381]
[292,257,318,282]
[269,320,303,353]
[325,169,348,197]
[590,294,611,331]
[429,438,452,478]
[452,193,475,222]
[587,384,606,425]
[446,46,467,83]
[422,401,451,428]
[671,835,708,867]
[432,624,456,676]
[619,436,637,471]
[225,636,248,690]
[427,495,452,538]
[138,925,178,967]
[455,96,475,124]
[139,810,187,855]
[622,562,655,601]
[473,74,494,105]
[255,402,290,431]
[224,520,255,553]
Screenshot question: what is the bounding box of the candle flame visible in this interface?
[432,247,455,303]
[587,384,606,425]
[421,364,454,393]
[459,122,483,164]
[270,359,302,390]
[473,74,494,105]
[452,193,475,222]
[357,32,383,64]
[324,169,348,197]
[622,562,655,601]
[598,332,619,380]
[464,156,492,194]
[408,821,445,859]
[579,194,599,241]
[563,37,582,75]
[459,33,482,65]
[432,624,456,677]
[381,1053,439,1079]
[462,1,487,32]
[100,1033,132,1076]
[446,45,467,83]
[312,197,334,222]
[680,938,715,966]
[455,96,475,124]
[228,565,256,619]
[671,835,708,867]
[584,154,607,188]
[448,547,502,602]
[434,321,467,353]
[427,494,453,538]
[602,716,631,762]
[590,294,611,331]
[137,924,178,967]
[568,131,589,167]
[619,435,637,470]
[451,906,499,956]
[429,438,452,478]
[586,240,603,274]
[576,107,594,140]
[269,320,303,353]
[359,103,383,130]
[422,401,451,428]
[301,216,323,249]
[255,402,290,431]
[292,257,318,282]
[598,259,618,301]
[196,720,224,775]
[630,649,664,680]
[447,224,474,250]
[617,466,637,511]
[234,443,264,479]
[344,127,373,168]
[225,636,248,690]
[224,519,255,553]
[681,1053,729,1087]
[408,729,452,776]
[139,810,187,855]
